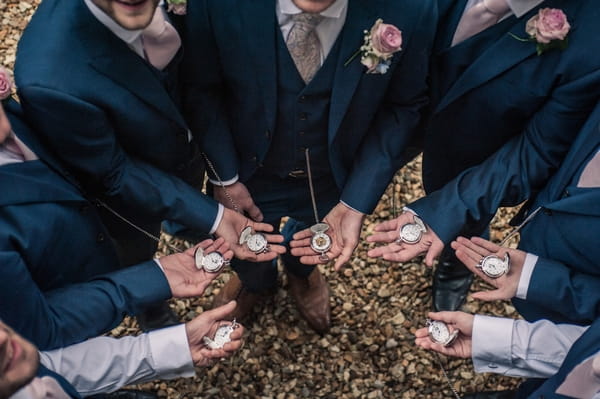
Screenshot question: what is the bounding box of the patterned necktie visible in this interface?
[452,0,511,46]
[141,7,182,70]
[286,13,324,84]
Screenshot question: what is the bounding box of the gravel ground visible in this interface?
[3,1,523,397]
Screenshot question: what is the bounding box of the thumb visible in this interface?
[204,300,237,322]
[471,290,501,302]
[424,240,444,267]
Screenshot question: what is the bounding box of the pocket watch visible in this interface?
[310,223,332,261]
[477,253,510,279]
[427,319,459,347]
[194,247,228,273]
[202,319,240,349]
[239,226,269,254]
[397,215,427,244]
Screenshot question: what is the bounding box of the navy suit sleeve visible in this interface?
[0,248,171,350]
[525,256,600,324]
[411,70,600,243]
[18,86,219,232]
[340,2,436,213]
[180,0,239,182]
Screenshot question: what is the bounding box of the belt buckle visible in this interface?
[288,169,307,178]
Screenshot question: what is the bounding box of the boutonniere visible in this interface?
[166,0,187,15]
[0,66,13,103]
[510,8,570,56]
[344,19,402,74]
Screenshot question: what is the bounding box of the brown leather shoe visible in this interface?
[286,268,331,334]
[211,274,260,320]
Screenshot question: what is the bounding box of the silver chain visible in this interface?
[433,352,462,399]
[201,153,241,213]
[499,206,541,246]
[95,198,182,253]
[304,148,320,224]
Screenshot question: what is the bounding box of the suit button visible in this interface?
[543,208,553,216]
[251,156,258,163]
[79,204,90,213]
[265,130,271,139]
[97,233,105,242]
[299,131,305,136]
[562,189,569,198]
[299,112,307,120]
[299,95,306,103]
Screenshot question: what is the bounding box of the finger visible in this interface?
[372,218,401,232]
[456,236,491,259]
[292,229,313,241]
[471,289,505,302]
[414,327,430,339]
[424,239,444,267]
[299,254,332,265]
[222,339,243,353]
[367,243,401,258]
[203,300,237,322]
[264,233,285,244]
[289,237,312,249]
[251,222,275,233]
[223,249,234,262]
[202,237,226,254]
[470,236,503,253]
[246,202,264,223]
[366,230,400,244]
[454,244,485,268]
[290,245,320,257]
[427,311,461,325]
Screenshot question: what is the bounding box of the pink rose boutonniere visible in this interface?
[166,0,186,15]
[511,8,570,56]
[0,66,13,102]
[345,19,402,74]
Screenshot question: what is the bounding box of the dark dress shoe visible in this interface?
[86,389,158,399]
[211,274,261,321]
[432,259,473,311]
[136,301,180,332]
[286,268,331,334]
[463,390,516,399]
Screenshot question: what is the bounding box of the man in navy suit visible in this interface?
[182,0,435,332]
[0,96,235,352]
[367,0,600,312]
[14,0,285,330]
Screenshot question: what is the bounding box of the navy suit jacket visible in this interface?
[15,0,219,237]
[0,102,172,350]
[181,0,436,213]
[417,0,600,199]
[413,102,600,324]
[522,318,600,399]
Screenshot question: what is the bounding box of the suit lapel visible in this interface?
[78,3,187,128]
[240,0,278,133]
[436,0,575,113]
[328,0,378,141]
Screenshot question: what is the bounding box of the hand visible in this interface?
[451,236,525,301]
[414,311,474,359]
[289,202,365,270]
[213,181,264,222]
[215,207,286,262]
[366,212,444,266]
[185,301,244,367]
[159,238,233,298]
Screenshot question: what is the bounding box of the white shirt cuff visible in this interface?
[402,206,417,215]
[472,315,514,374]
[147,324,195,380]
[208,174,239,187]
[209,204,225,235]
[516,253,538,300]
[153,258,165,273]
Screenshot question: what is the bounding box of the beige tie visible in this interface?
[141,7,182,70]
[286,13,323,84]
[452,0,511,46]
[578,150,600,188]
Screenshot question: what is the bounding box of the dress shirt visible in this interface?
[10,376,71,399]
[210,0,348,187]
[472,316,588,378]
[0,131,38,166]
[460,0,545,22]
[39,324,194,396]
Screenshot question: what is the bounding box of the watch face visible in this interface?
[479,253,510,279]
[239,226,252,245]
[427,320,459,347]
[194,247,205,270]
[203,251,225,273]
[311,231,332,253]
[399,222,423,244]
[246,232,268,253]
[202,320,239,349]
